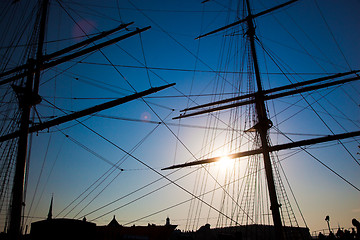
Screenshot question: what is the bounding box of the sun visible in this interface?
[216,156,234,170]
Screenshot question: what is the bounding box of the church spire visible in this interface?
[47,195,53,220]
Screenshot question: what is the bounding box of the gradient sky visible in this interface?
[1,0,359,235]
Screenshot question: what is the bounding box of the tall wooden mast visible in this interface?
[3,1,173,239]
[8,61,35,240]
[244,0,284,238]
[8,1,49,238]
[162,0,358,239]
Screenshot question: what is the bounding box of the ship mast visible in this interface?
[163,0,358,239]
[3,1,173,239]
[8,1,49,239]
[243,0,284,238]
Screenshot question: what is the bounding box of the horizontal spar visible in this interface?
[173,75,360,119]
[0,83,175,143]
[43,22,134,61]
[181,70,360,112]
[162,130,360,170]
[0,26,150,86]
[196,0,298,39]
[0,22,134,81]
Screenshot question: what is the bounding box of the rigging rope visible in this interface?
[24,135,52,226]
[139,32,152,88]
[273,126,360,192]
[313,0,352,71]
[56,0,137,92]
[61,120,163,218]
[257,40,360,167]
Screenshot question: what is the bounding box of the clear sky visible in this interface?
[0,0,359,236]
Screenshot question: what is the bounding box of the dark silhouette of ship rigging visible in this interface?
[162,0,360,239]
[0,0,174,239]
[0,1,359,240]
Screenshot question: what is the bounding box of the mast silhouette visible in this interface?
[8,1,49,238]
[240,0,283,238]
[163,0,359,239]
[4,1,173,239]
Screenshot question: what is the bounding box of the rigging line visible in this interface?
[73,76,128,96]
[256,37,318,86]
[341,87,360,107]
[56,0,137,92]
[69,112,171,218]
[77,114,240,225]
[0,1,11,21]
[126,0,237,91]
[73,167,123,219]
[116,0,123,23]
[111,30,256,147]
[125,153,292,229]
[258,23,280,145]
[40,50,97,87]
[122,178,233,226]
[74,60,341,75]
[314,0,352,70]
[65,134,124,171]
[0,138,17,215]
[206,167,221,225]
[258,3,327,74]
[24,134,52,226]
[60,137,125,218]
[139,32,152,88]
[97,48,137,92]
[62,2,122,23]
[81,165,186,220]
[187,3,205,109]
[22,111,36,229]
[274,90,359,128]
[72,117,166,219]
[109,31,334,145]
[0,1,30,70]
[46,66,133,94]
[0,33,100,50]
[89,165,200,223]
[175,3,206,169]
[276,91,360,167]
[194,165,210,229]
[55,125,133,218]
[110,38,202,108]
[255,34,345,70]
[187,162,203,230]
[31,138,65,221]
[257,0,337,71]
[261,74,360,153]
[97,114,307,137]
[313,95,360,162]
[271,134,308,228]
[141,99,256,224]
[61,1,233,13]
[212,0,236,12]
[261,37,360,166]
[38,99,97,133]
[43,91,248,99]
[69,122,196,219]
[54,132,127,218]
[3,14,28,71]
[273,126,360,192]
[189,3,225,114]
[257,39,357,126]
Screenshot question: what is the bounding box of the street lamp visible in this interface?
[325,215,331,234]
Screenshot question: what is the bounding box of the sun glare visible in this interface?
[216,156,233,170]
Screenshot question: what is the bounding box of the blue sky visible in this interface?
[0,0,359,235]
